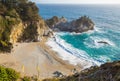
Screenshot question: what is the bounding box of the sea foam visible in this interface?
[84,36,116,48]
[46,33,103,69]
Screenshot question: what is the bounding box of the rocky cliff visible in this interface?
[0,0,52,52]
[18,18,51,42]
[46,16,94,33]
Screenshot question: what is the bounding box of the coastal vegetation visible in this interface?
[0,66,38,81]
[1,61,120,81]
[0,66,20,81]
[0,0,49,52]
[0,0,39,21]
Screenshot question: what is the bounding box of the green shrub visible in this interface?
[0,41,13,53]
[0,66,8,81]
[0,66,20,81]
[22,76,31,81]
[6,68,20,81]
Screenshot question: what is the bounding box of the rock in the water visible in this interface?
[46,16,67,29]
[46,16,94,33]
[98,41,110,45]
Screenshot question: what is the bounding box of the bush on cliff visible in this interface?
[0,66,20,81]
[0,0,40,52]
[0,15,14,53]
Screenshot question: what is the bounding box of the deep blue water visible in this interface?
[37,4,120,64]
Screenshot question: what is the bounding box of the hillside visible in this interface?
[0,0,51,52]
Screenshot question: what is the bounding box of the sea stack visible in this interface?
[46,16,94,33]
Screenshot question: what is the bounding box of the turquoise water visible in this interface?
[37,4,120,64]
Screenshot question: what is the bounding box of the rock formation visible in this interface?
[98,41,110,45]
[0,0,52,52]
[43,61,120,81]
[46,16,94,33]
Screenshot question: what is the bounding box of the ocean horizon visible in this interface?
[37,4,120,68]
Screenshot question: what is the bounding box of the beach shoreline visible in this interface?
[0,37,80,79]
[47,33,103,68]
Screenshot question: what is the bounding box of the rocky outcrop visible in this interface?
[0,0,53,52]
[0,14,52,52]
[46,16,94,33]
[37,18,53,39]
[10,22,24,43]
[98,41,110,45]
[46,16,67,29]
[73,61,120,81]
[43,61,120,81]
[18,18,52,42]
[0,13,23,52]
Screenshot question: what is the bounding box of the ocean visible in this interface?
[37,4,120,68]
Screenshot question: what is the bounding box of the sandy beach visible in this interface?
[0,37,79,79]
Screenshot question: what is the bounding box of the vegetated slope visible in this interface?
[0,0,51,52]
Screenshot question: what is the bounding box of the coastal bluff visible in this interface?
[0,0,52,52]
[46,16,94,33]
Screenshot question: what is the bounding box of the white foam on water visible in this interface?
[46,33,103,69]
[98,55,111,62]
[65,26,105,36]
[84,36,116,48]
[55,26,98,36]
[94,26,105,33]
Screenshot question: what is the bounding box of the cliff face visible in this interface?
[46,16,94,33]
[18,19,51,42]
[36,18,52,40]
[10,22,24,43]
[0,11,22,52]
[0,16,50,53]
[0,0,52,52]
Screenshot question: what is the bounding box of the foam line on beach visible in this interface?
[46,33,104,69]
